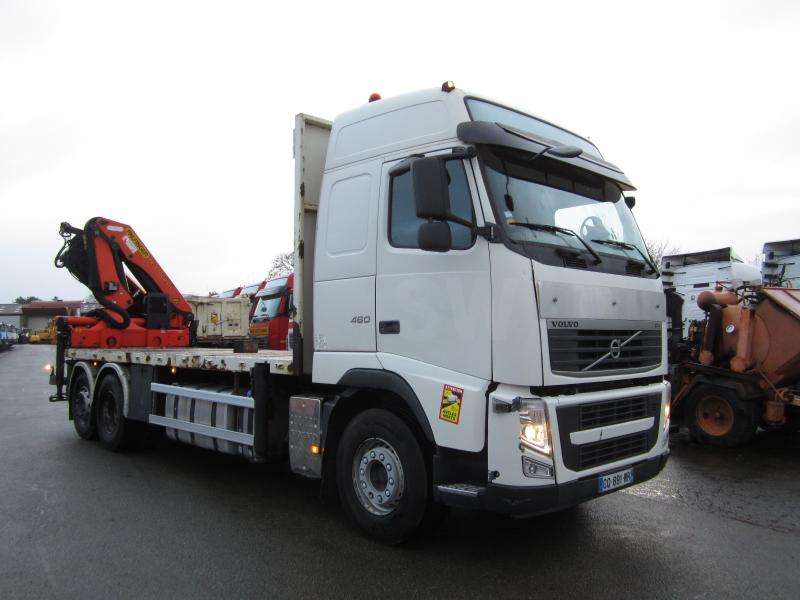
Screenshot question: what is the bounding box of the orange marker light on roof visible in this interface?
[368,92,382,102]
[441,80,456,92]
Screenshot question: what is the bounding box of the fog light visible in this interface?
[522,456,553,479]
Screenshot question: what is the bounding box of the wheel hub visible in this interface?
[352,438,404,516]
[697,395,734,437]
[101,393,119,435]
[74,385,91,427]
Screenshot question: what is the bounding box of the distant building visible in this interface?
[20,301,83,330]
[0,304,23,329]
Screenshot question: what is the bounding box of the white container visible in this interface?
[185,295,250,341]
[662,247,761,336]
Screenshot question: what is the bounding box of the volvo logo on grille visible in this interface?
[580,330,643,372]
[549,320,580,328]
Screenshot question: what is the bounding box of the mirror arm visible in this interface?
[443,213,498,242]
[474,223,498,241]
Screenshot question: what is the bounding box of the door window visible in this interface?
[389,160,475,250]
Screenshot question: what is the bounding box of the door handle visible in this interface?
[379,321,400,334]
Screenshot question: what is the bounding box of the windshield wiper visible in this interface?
[591,238,657,273]
[509,221,602,265]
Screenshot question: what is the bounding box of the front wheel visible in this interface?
[336,409,431,544]
[686,384,758,447]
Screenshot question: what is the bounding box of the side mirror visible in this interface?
[418,221,452,252]
[625,196,636,210]
[411,156,450,220]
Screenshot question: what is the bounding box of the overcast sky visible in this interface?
[1,0,798,303]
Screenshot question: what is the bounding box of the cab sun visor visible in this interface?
[457,121,635,191]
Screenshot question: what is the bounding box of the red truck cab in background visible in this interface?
[249,274,293,350]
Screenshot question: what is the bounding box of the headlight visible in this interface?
[664,400,671,431]
[520,400,551,455]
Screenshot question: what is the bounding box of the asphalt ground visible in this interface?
[1,344,798,599]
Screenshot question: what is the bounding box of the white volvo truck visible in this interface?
[51,83,670,543]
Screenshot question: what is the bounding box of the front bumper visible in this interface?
[439,451,668,516]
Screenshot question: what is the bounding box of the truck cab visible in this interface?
[249,273,293,349]
[298,85,669,520]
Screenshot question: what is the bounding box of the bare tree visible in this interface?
[644,239,680,267]
[746,253,762,268]
[268,251,294,279]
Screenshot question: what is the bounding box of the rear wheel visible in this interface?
[95,375,131,452]
[70,371,96,440]
[336,409,432,544]
[686,384,758,447]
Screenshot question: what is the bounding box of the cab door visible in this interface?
[375,155,492,381]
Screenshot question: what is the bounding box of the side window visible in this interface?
[389,160,475,250]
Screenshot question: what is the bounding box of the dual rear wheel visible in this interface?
[70,371,133,451]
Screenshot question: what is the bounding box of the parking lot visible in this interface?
[1,344,798,599]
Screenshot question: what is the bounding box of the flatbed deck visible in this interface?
[66,347,294,374]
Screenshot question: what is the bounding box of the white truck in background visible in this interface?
[762,239,800,287]
[51,83,670,543]
[661,247,762,337]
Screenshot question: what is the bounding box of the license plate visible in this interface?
[598,467,634,493]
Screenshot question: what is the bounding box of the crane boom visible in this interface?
[54,217,194,348]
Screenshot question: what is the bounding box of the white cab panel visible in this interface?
[378,353,488,452]
[312,352,383,384]
[490,248,543,386]
[314,162,379,282]
[376,159,492,380]
[325,89,473,170]
[313,276,376,353]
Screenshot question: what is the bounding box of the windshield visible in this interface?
[253,277,288,320]
[240,283,261,296]
[480,148,652,276]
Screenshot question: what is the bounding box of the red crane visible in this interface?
[54,217,194,348]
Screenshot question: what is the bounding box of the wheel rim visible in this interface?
[101,392,119,437]
[696,395,734,437]
[352,437,404,516]
[74,384,92,430]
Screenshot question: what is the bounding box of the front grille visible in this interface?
[580,396,649,429]
[579,433,648,469]
[557,393,661,471]
[548,326,662,374]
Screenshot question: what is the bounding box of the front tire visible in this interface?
[70,371,97,440]
[336,409,430,544]
[686,384,758,447]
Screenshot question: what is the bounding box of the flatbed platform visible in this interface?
[65,347,294,375]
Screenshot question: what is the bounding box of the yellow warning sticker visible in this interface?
[439,384,464,425]
[123,227,150,259]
